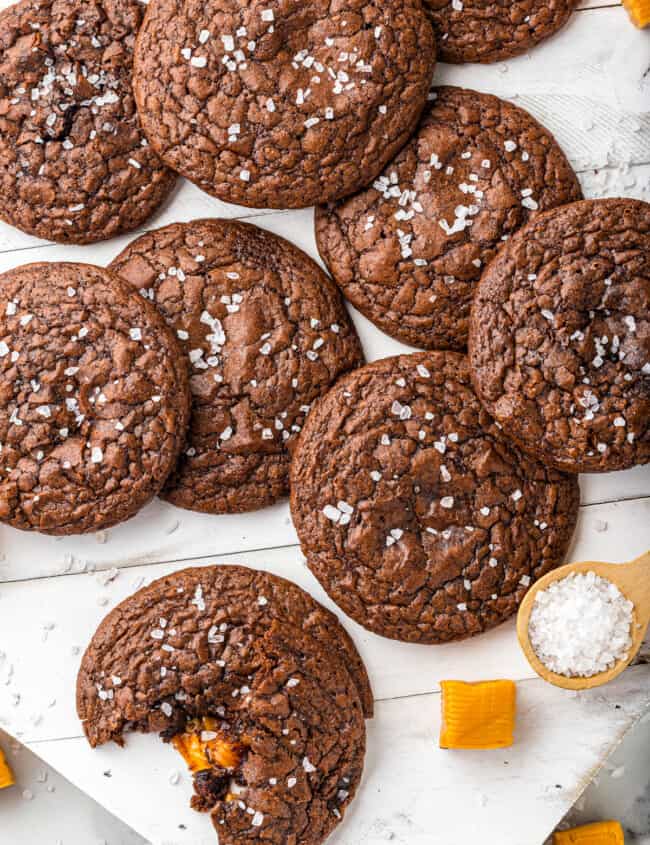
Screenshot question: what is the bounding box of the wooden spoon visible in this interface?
[517,550,650,690]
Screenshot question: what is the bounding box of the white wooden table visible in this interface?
[0,2,649,843]
[0,728,147,845]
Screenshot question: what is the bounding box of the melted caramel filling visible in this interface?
[172,717,243,773]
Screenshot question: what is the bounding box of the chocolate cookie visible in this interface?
[315,86,581,351]
[109,219,363,514]
[290,352,579,644]
[425,0,577,64]
[0,262,190,534]
[469,199,650,474]
[132,0,436,209]
[0,0,176,244]
[77,565,368,845]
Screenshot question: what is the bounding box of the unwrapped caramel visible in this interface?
[624,0,650,27]
[554,820,625,845]
[0,747,14,789]
[172,717,243,773]
[439,680,516,750]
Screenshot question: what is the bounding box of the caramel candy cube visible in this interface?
[439,679,516,750]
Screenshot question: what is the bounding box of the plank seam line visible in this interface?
[0,540,303,585]
[1,494,649,584]
[22,666,650,749]
[577,3,623,9]
[581,493,650,507]
[0,209,295,258]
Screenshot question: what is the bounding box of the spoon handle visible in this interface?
[629,549,650,622]
[630,549,650,569]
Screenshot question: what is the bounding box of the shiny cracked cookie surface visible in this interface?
[424,0,577,64]
[133,0,436,208]
[0,262,190,534]
[470,199,650,473]
[0,0,176,243]
[77,565,368,845]
[290,352,579,643]
[109,219,364,514]
[316,87,581,350]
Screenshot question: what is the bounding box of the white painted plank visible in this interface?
[0,496,648,746]
[436,12,650,172]
[0,729,145,845]
[332,671,649,845]
[18,667,650,845]
[578,464,650,507]
[0,498,299,580]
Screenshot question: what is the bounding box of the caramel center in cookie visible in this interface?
[172,717,248,812]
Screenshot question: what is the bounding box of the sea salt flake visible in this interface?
[391,400,411,420]
[624,315,636,333]
[323,504,341,523]
[191,584,206,612]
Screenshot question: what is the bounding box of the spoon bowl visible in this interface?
[517,550,650,690]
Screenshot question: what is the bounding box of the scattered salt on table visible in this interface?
[528,571,633,678]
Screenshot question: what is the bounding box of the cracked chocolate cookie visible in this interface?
[425,0,577,64]
[290,352,579,643]
[0,262,190,534]
[132,0,436,209]
[109,219,364,513]
[469,199,650,474]
[77,564,368,845]
[315,86,581,351]
[0,0,176,245]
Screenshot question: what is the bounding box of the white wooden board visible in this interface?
[0,729,146,845]
[0,2,649,844]
[21,669,650,845]
[0,509,649,844]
